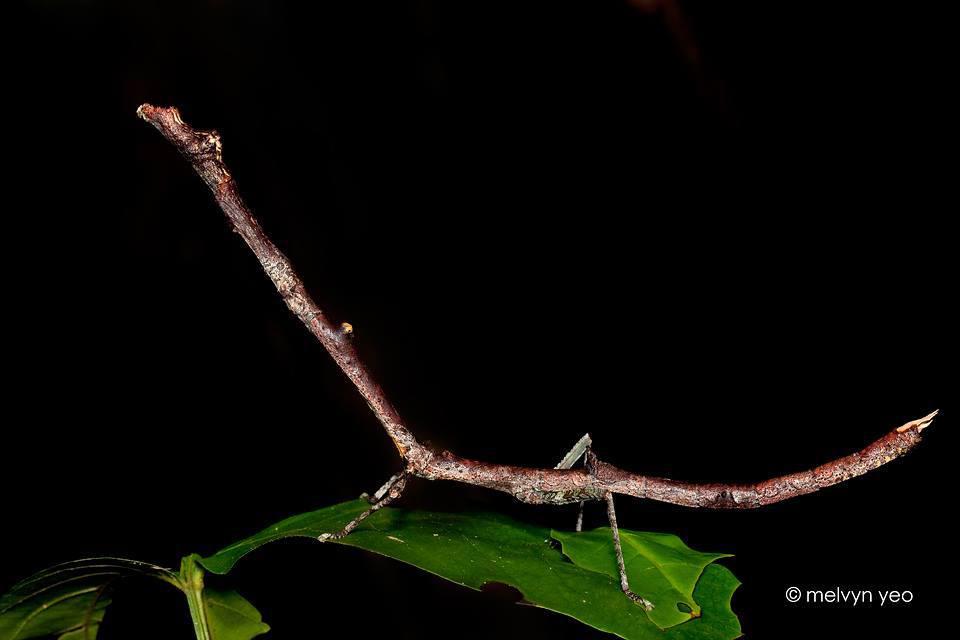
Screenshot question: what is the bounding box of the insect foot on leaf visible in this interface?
[626,590,655,611]
[318,472,409,543]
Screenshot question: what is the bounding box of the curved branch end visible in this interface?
[897,409,938,433]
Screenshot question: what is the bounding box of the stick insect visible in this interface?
[138,104,937,611]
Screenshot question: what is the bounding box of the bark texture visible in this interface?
[138,104,936,510]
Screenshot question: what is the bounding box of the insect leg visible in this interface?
[556,434,592,531]
[318,471,409,542]
[555,433,592,470]
[369,471,406,503]
[605,492,654,610]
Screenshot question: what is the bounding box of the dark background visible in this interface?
[6,1,955,638]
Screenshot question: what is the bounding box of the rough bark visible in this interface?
[138,104,936,510]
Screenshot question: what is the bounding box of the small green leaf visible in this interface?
[200,499,741,640]
[180,555,269,640]
[203,589,270,640]
[0,558,177,640]
[551,528,730,628]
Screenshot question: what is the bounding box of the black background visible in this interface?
[6,1,956,638]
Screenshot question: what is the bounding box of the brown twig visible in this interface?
[138,103,936,611]
[137,103,936,511]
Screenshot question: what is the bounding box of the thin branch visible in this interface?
[137,104,937,511]
[135,104,423,466]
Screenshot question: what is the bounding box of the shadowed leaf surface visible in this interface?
[0,558,267,640]
[0,559,176,640]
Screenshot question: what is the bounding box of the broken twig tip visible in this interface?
[896,409,939,433]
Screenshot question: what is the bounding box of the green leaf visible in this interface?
[179,555,270,640]
[551,528,730,628]
[3,502,739,640]
[200,499,741,640]
[666,565,741,640]
[0,558,178,640]
[202,589,270,640]
[0,557,267,640]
